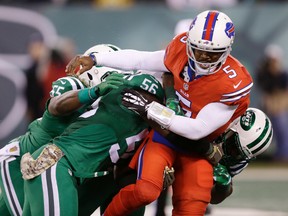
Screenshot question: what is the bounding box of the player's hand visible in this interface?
[165,98,184,116]
[65,55,94,76]
[163,166,175,190]
[206,143,224,166]
[121,88,154,116]
[95,73,125,96]
[213,164,232,186]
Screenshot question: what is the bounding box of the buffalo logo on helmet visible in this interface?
[189,17,197,30]
[225,22,235,39]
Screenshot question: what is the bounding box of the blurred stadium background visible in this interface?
[0,0,288,215]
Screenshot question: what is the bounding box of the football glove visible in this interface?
[163,166,175,190]
[213,164,232,186]
[165,98,184,116]
[95,73,125,96]
[121,88,154,116]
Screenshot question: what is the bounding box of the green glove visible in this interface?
[94,73,125,96]
[213,164,232,186]
[164,84,184,116]
[166,98,184,116]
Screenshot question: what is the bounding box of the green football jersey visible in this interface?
[53,73,164,178]
[17,76,86,156]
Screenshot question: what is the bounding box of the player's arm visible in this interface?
[122,88,223,164]
[48,90,85,116]
[162,72,184,116]
[210,161,249,204]
[210,164,233,204]
[123,88,237,140]
[66,50,168,75]
[49,73,125,116]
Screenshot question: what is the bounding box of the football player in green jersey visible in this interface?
[0,76,86,216]
[0,44,125,216]
[21,69,165,216]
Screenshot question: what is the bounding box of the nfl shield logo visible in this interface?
[183,83,189,91]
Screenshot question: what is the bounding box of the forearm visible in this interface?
[162,72,176,96]
[168,103,237,140]
[48,90,84,116]
[210,183,233,204]
[48,87,99,116]
[96,49,168,72]
[143,118,211,156]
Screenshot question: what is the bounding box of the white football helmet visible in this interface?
[79,44,121,87]
[220,108,273,166]
[186,10,235,75]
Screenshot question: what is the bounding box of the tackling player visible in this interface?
[206,107,273,204]
[0,75,88,216]
[20,70,165,216]
[66,10,253,215]
[0,44,124,216]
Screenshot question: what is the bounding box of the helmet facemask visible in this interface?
[219,107,273,167]
[220,129,253,167]
[186,37,231,76]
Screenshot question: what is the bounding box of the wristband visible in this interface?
[78,87,98,104]
[89,53,97,66]
[147,101,175,129]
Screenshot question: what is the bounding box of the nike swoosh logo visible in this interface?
[60,80,66,85]
[233,80,242,89]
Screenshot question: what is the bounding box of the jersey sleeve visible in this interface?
[49,76,86,98]
[164,33,188,75]
[219,57,253,107]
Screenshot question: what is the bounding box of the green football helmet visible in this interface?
[220,107,273,166]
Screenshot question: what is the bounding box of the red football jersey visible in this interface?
[164,33,253,141]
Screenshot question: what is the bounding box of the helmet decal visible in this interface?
[240,110,255,131]
[225,22,235,39]
[202,11,219,41]
[189,17,197,30]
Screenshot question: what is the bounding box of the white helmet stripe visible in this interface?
[60,77,85,90]
[202,11,219,41]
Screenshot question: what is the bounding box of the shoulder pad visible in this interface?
[50,76,85,97]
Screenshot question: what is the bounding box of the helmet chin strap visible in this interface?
[194,63,219,76]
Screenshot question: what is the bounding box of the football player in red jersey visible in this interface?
[66,10,253,216]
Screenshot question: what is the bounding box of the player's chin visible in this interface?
[199,63,209,69]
